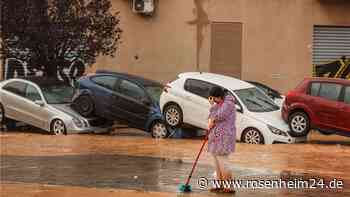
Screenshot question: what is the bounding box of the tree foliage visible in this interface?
[1,0,122,78]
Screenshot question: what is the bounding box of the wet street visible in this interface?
[1,128,350,197]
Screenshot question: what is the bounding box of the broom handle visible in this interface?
[185,129,210,185]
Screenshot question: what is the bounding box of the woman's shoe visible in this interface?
[222,188,236,194]
[209,187,223,193]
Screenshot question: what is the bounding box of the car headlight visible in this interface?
[73,118,84,128]
[268,125,288,137]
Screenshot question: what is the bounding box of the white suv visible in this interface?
[160,72,306,144]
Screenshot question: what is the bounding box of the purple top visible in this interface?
[208,95,236,155]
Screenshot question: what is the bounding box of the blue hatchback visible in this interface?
[72,70,169,138]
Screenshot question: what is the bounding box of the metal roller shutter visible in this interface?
[313,26,350,65]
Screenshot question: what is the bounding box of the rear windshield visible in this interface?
[41,84,75,104]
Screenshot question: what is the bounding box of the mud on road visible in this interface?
[1,129,349,197]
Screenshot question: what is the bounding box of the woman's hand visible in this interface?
[208,118,215,130]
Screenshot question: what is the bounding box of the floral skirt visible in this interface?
[208,129,235,155]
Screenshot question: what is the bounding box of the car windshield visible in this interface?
[41,84,75,104]
[234,87,280,112]
[145,85,163,102]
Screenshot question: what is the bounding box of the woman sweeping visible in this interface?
[207,86,236,193]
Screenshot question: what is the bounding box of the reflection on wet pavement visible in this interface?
[1,129,350,196]
[1,154,275,192]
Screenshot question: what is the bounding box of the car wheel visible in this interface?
[288,112,310,137]
[51,119,67,135]
[74,95,94,117]
[242,128,265,144]
[0,103,16,130]
[151,121,169,138]
[0,103,5,126]
[164,104,183,127]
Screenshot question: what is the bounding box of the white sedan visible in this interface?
[160,72,306,144]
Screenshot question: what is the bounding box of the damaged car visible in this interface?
[0,77,111,135]
[72,70,169,138]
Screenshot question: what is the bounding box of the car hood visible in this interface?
[250,109,289,131]
[50,104,83,119]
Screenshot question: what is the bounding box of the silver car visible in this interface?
[0,78,111,135]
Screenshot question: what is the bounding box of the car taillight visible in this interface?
[163,84,171,93]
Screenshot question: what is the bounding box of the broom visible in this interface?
[178,129,211,192]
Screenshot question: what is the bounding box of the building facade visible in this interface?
[1,0,350,93]
[95,0,350,93]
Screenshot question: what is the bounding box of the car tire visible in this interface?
[51,119,67,135]
[242,128,265,144]
[0,103,16,131]
[74,95,95,117]
[288,111,310,137]
[0,103,5,126]
[163,104,183,127]
[151,120,169,138]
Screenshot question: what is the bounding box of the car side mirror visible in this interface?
[235,104,243,113]
[34,100,45,107]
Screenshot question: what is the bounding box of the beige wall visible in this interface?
[95,0,349,93]
[2,0,349,93]
[95,0,198,83]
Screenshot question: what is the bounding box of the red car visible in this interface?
[282,77,350,137]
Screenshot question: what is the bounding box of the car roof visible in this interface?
[178,72,254,90]
[95,70,163,87]
[304,77,350,85]
[7,77,69,87]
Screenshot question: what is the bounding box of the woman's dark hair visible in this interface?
[209,86,225,98]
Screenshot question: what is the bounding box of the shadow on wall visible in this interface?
[313,56,350,79]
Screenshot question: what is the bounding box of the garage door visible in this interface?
[313,25,350,65]
[210,22,242,78]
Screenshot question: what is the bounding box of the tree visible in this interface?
[0,0,122,80]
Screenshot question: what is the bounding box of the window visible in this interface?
[92,76,118,91]
[318,83,342,101]
[344,87,350,105]
[184,79,216,98]
[25,85,42,101]
[2,81,27,97]
[41,84,75,104]
[234,88,279,112]
[309,82,320,96]
[119,80,145,101]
